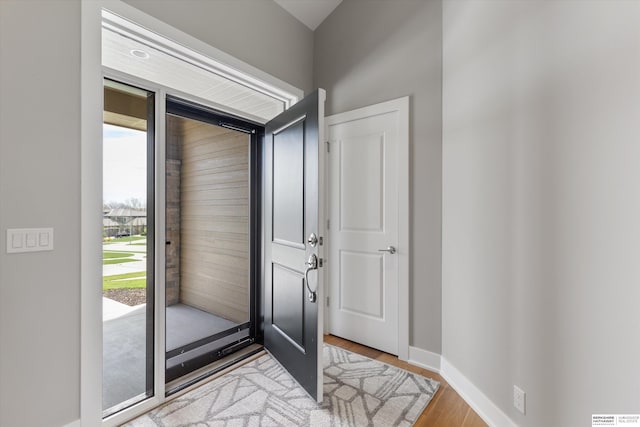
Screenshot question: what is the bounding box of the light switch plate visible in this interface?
[513,385,526,414]
[6,228,54,253]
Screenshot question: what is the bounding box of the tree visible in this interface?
[103,197,146,211]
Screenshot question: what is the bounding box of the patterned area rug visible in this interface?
[124,345,439,426]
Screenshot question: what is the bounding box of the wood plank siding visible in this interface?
[167,115,251,323]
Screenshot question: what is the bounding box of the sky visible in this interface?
[103,123,147,204]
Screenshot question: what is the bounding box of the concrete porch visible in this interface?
[102,299,243,411]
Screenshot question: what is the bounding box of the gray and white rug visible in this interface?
[124,345,439,426]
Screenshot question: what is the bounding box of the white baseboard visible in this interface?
[408,346,442,372]
[62,420,81,427]
[440,357,518,427]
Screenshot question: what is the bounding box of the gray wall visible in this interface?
[442,1,640,426]
[123,0,314,95]
[314,0,443,353]
[0,1,82,426]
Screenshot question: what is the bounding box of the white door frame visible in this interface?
[81,2,305,425]
[324,97,410,361]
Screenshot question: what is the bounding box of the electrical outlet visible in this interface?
[513,385,526,414]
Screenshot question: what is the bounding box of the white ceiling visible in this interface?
[273,0,343,31]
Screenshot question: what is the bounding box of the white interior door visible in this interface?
[326,97,409,356]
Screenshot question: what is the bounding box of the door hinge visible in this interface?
[327,219,330,230]
[326,296,330,307]
[325,141,330,152]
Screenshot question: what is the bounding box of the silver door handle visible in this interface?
[378,246,396,254]
[304,254,318,303]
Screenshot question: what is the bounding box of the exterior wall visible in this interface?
[166,116,182,306]
[178,119,250,324]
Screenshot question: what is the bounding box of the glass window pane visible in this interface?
[102,80,154,417]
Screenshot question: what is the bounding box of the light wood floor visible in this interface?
[324,335,488,427]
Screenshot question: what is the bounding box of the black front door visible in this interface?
[263,89,325,402]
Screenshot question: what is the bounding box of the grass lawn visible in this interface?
[103,258,138,265]
[103,250,138,265]
[103,272,146,290]
[104,236,146,244]
[103,251,135,259]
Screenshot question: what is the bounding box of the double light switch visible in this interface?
[6,228,54,253]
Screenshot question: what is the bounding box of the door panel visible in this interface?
[339,251,384,318]
[272,121,305,246]
[272,264,305,348]
[327,98,408,356]
[264,90,325,402]
[340,133,384,231]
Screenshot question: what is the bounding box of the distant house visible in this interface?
[104,208,146,237]
[103,217,120,237]
[126,216,147,236]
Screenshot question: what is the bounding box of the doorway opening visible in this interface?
[164,97,263,388]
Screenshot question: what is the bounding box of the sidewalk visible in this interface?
[104,240,147,253]
[103,239,147,276]
[103,297,144,321]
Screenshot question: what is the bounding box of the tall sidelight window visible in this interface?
[102,79,155,417]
